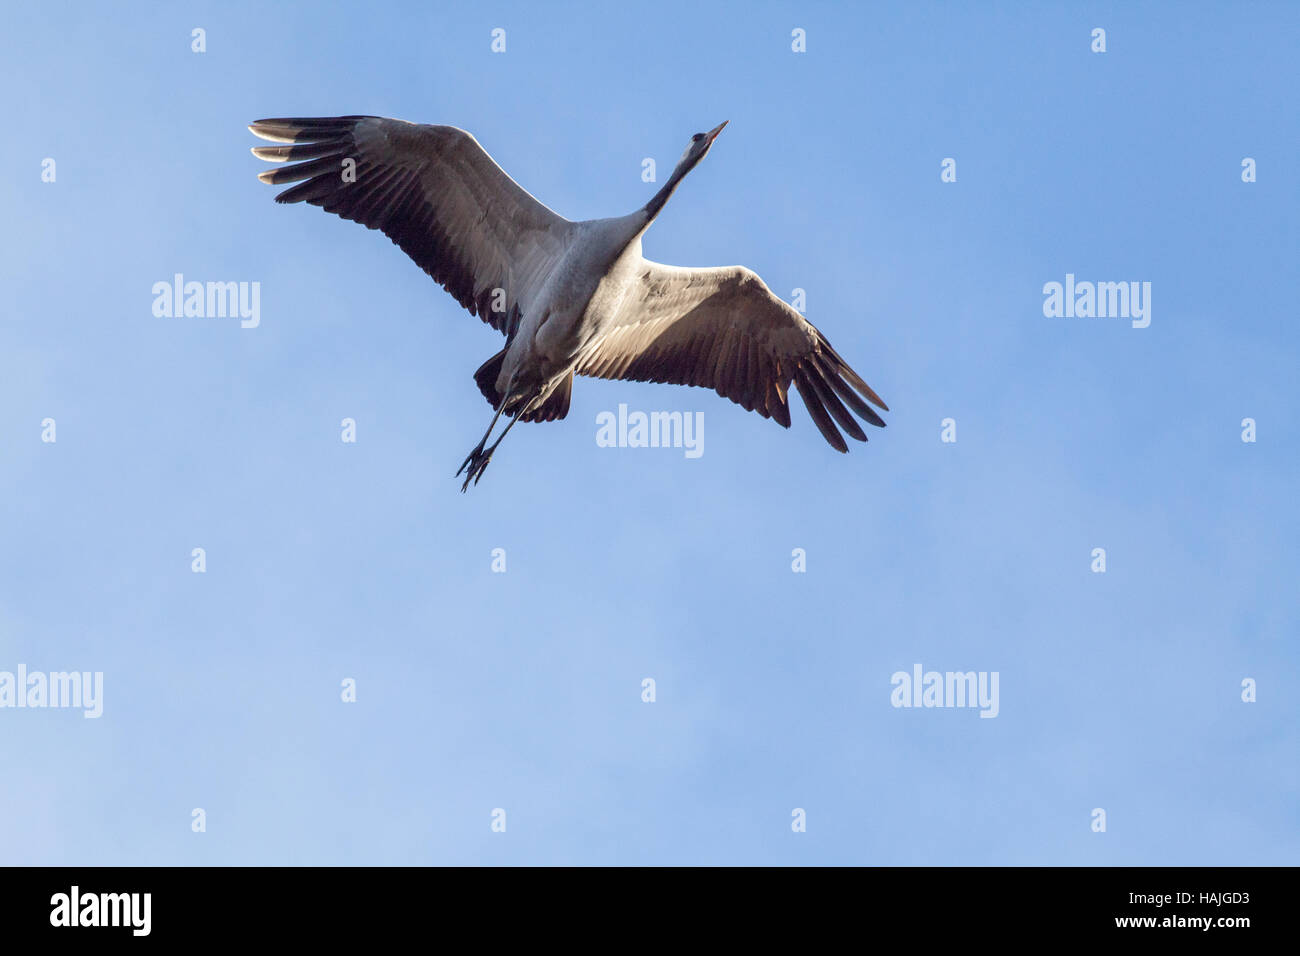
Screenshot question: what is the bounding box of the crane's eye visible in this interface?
[692,133,704,142]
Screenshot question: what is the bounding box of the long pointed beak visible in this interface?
[707,120,728,142]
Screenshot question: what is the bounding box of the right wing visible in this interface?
[250,115,574,334]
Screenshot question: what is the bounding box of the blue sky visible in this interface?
[2,1,1296,865]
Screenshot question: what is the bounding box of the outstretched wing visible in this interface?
[249,115,573,334]
[576,263,888,451]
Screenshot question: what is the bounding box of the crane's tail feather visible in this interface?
[521,372,572,423]
[473,352,572,423]
[473,349,507,406]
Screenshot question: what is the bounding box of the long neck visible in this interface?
[643,157,696,222]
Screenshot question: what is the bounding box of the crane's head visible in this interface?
[679,121,728,169]
[645,122,730,221]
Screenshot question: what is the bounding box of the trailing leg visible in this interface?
[456,368,517,486]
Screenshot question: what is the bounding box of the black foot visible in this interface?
[456,439,485,477]
[456,445,494,492]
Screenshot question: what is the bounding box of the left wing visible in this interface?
[576,262,887,451]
